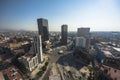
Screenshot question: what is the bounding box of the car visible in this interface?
[58,50,63,54]
[63,71,67,75]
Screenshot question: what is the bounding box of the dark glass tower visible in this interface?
[77,28,90,37]
[61,25,68,45]
[37,18,49,41]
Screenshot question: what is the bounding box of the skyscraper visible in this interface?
[33,35,43,63]
[37,35,43,62]
[61,25,68,45]
[77,28,90,50]
[37,18,49,41]
[77,28,90,37]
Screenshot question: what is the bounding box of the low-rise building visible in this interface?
[13,49,25,55]
[0,72,4,80]
[95,43,120,63]
[0,65,23,80]
[9,43,22,49]
[100,65,120,80]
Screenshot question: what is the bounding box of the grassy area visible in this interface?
[37,62,49,77]
[37,71,44,77]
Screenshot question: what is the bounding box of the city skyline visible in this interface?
[0,0,120,31]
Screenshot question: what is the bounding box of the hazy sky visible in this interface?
[0,0,120,31]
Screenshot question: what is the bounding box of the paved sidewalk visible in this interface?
[30,56,48,79]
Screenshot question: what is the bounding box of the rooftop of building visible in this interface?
[18,53,36,62]
[102,50,113,57]
[24,54,35,58]
[96,43,120,58]
[0,71,4,80]
[112,47,120,52]
[103,57,120,70]
[100,64,120,80]
[1,65,23,80]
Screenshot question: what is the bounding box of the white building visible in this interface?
[37,35,43,62]
[18,17,44,71]
[33,35,43,63]
[19,54,39,71]
[18,35,43,71]
[75,37,86,48]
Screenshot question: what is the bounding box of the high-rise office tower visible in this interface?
[61,25,68,45]
[37,18,49,41]
[77,28,90,37]
[77,28,90,50]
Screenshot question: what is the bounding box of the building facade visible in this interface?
[37,35,43,62]
[37,18,49,41]
[77,28,90,37]
[33,35,43,63]
[75,37,86,48]
[19,54,39,71]
[1,65,23,80]
[61,25,68,45]
[76,28,90,50]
